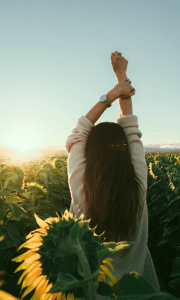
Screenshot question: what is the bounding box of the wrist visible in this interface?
[107,90,116,103]
[119,97,133,116]
[116,72,127,82]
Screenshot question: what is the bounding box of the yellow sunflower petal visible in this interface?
[0,290,20,300]
[21,275,45,299]
[14,258,41,274]
[13,251,40,273]
[47,292,60,300]
[12,249,36,263]
[67,292,78,300]
[45,216,59,225]
[34,213,50,229]
[31,276,54,300]
[18,262,41,285]
[100,264,115,282]
[0,235,5,242]
[32,278,52,300]
[45,282,54,292]
[24,259,41,274]
[98,270,106,282]
[21,268,42,290]
[27,233,43,241]
[37,228,47,235]
[17,236,42,251]
[20,241,42,250]
[57,292,69,300]
[25,229,42,239]
[56,293,66,300]
[30,286,51,300]
[24,252,41,264]
[27,288,44,300]
[103,257,114,272]
[56,293,63,300]
[36,276,49,295]
[26,228,47,239]
[106,274,119,287]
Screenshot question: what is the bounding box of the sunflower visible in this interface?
[0,209,133,300]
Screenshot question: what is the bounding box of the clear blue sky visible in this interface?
[1,0,180,151]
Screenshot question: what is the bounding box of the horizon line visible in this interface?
[0,146,180,150]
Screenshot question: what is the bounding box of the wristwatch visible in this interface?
[99,95,112,108]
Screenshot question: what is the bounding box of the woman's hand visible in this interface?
[107,78,135,101]
[111,51,128,80]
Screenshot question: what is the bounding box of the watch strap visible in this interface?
[100,95,112,108]
[103,98,112,107]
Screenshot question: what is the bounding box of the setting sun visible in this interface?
[6,126,43,156]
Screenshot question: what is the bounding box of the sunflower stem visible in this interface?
[73,244,96,300]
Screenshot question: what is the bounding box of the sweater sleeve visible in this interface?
[65,115,95,218]
[115,114,148,192]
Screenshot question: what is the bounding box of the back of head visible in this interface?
[75,121,143,259]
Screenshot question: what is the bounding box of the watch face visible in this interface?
[100,95,107,102]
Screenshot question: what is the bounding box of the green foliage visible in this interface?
[0,165,24,190]
[146,152,180,297]
[0,152,180,299]
[42,163,53,172]
[23,161,39,185]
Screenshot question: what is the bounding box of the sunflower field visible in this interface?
[0,153,180,300]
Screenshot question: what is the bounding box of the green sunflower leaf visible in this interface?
[48,268,100,293]
[118,272,158,296]
[97,280,114,297]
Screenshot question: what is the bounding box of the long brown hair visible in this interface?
[75,121,143,259]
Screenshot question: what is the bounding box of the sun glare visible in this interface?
[6,126,43,156]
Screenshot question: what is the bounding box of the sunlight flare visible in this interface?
[6,125,43,155]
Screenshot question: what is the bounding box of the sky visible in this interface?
[1,0,180,153]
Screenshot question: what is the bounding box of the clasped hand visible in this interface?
[109,51,135,101]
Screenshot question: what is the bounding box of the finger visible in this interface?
[111,52,114,58]
[131,89,136,96]
[111,52,115,61]
[125,78,131,83]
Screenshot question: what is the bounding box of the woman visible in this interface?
[65,51,160,291]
